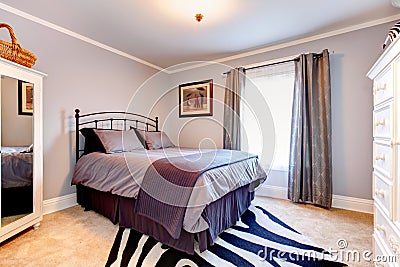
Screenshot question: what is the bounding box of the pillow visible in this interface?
[134,129,175,150]
[132,127,148,149]
[80,128,106,154]
[94,129,145,153]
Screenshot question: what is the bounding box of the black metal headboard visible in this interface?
[75,109,158,162]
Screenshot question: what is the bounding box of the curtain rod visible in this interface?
[246,58,296,71]
[222,58,295,75]
[222,51,326,75]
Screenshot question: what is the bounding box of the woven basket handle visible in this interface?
[0,23,19,46]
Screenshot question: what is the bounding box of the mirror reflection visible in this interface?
[1,76,33,226]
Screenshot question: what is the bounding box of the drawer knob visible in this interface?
[389,235,400,255]
[375,189,385,197]
[375,119,386,126]
[391,139,400,147]
[376,83,387,92]
[375,154,386,161]
[377,224,387,235]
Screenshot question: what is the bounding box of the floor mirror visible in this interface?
[0,58,45,243]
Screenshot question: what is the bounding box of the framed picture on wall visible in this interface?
[179,79,213,117]
[18,80,34,116]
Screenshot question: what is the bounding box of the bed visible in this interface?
[71,109,267,254]
[1,146,33,216]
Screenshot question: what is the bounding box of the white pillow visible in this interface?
[135,129,175,150]
[94,129,145,153]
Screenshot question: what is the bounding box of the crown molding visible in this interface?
[0,3,166,72]
[1,2,399,75]
[168,14,400,74]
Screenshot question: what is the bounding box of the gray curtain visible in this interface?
[288,49,332,208]
[223,67,245,150]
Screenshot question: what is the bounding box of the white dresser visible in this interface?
[368,36,400,267]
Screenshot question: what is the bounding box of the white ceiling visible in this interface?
[1,0,399,69]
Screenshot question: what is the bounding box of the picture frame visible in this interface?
[18,80,34,116]
[179,79,213,117]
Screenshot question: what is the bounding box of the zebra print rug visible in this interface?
[106,205,345,266]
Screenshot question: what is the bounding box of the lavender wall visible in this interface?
[0,9,159,200]
[1,77,33,146]
[0,6,392,202]
[158,22,394,200]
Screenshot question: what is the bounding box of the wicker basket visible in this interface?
[0,23,36,68]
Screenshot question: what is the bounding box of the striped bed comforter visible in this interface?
[134,149,262,239]
[72,148,266,234]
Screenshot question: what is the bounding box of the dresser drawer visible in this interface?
[374,104,393,139]
[374,65,393,106]
[374,172,393,218]
[374,141,393,178]
[373,234,396,267]
[375,206,400,258]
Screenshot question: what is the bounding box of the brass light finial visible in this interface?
[195,13,203,22]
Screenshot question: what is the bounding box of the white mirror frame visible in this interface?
[0,58,46,243]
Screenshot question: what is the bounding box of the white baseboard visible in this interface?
[255,185,373,214]
[43,193,77,215]
[331,195,373,214]
[256,185,288,199]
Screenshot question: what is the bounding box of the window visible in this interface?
[241,62,295,171]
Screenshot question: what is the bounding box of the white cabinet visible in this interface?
[0,58,46,243]
[368,36,400,266]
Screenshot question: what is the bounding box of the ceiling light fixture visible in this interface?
[195,13,203,22]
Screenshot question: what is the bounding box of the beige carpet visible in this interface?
[253,198,373,267]
[0,197,373,267]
